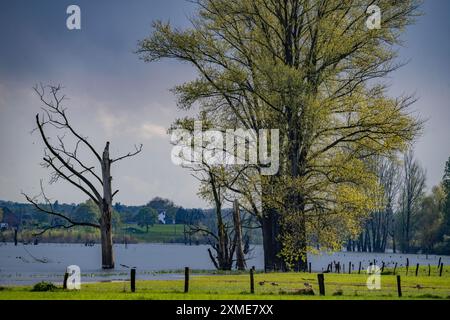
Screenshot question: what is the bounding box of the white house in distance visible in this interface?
[158,211,166,224]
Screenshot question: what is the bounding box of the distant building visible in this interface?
[158,211,166,224]
[0,222,8,230]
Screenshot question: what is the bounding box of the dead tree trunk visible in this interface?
[25,85,142,270]
[100,142,114,269]
[233,200,246,271]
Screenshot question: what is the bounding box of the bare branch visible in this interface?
[23,187,100,233]
[33,84,102,162]
[35,113,102,203]
[111,144,143,163]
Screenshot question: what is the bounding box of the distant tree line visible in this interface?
[0,196,261,245]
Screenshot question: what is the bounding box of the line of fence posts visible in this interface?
[113,261,446,295]
[54,256,447,297]
[141,262,444,296]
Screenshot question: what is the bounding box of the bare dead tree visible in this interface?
[24,84,142,269]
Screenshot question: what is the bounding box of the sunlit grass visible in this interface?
[1,267,449,300]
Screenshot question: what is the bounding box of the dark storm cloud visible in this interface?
[0,0,448,207]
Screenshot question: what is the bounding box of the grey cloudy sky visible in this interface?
[0,0,449,208]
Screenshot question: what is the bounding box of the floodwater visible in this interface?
[0,242,449,285]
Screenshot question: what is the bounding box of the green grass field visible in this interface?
[122,224,187,243]
[1,267,449,300]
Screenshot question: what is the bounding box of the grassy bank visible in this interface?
[1,269,449,300]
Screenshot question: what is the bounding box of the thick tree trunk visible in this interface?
[100,142,115,269]
[100,211,114,269]
[261,207,285,271]
[233,200,246,270]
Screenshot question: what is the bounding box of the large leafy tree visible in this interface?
[136,207,158,232]
[138,0,422,270]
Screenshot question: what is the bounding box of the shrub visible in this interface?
[332,289,344,296]
[279,287,315,296]
[31,281,58,292]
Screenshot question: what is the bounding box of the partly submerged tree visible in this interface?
[138,0,422,270]
[415,185,445,254]
[397,150,426,253]
[353,155,400,252]
[442,157,450,235]
[24,84,142,269]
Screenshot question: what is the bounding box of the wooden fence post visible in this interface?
[308,262,311,273]
[317,273,325,296]
[184,267,189,293]
[396,275,402,297]
[63,272,69,289]
[406,258,409,276]
[130,267,136,292]
[415,263,419,276]
[14,228,18,246]
[439,263,443,277]
[348,262,351,274]
[358,261,361,274]
[428,264,431,276]
[438,257,441,270]
[393,262,397,275]
[381,262,385,273]
[250,268,255,294]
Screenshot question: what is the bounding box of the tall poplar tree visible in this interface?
[138,0,422,270]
